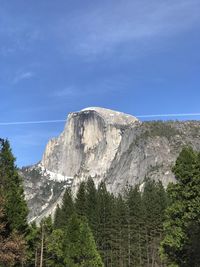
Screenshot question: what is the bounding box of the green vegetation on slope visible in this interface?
[1,138,200,267]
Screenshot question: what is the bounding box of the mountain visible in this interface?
[20,107,200,223]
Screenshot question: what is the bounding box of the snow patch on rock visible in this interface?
[38,163,73,184]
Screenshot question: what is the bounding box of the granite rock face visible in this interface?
[41,107,139,193]
[21,107,200,222]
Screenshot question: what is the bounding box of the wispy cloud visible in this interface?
[53,79,126,99]
[2,0,199,61]
[13,71,34,84]
[53,87,78,97]
[57,0,200,58]
[0,6,41,57]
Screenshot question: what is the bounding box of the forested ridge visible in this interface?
[0,139,200,266]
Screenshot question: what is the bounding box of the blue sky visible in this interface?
[0,0,200,167]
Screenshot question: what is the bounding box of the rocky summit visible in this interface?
[20,107,200,223]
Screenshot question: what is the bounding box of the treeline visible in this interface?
[24,178,168,267]
[1,138,200,267]
[51,178,168,267]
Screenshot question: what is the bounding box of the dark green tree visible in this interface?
[54,188,75,229]
[25,222,40,267]
[75,182,87,217]
[85,178,98,237]
[63,214,104,267]
[161,147,200,267]
[0,139,28,234]
[96,182,113,266]
[54,205,62,229]
[110,194,128,267]
[125,185,144,267]
[142,179,167,267]
[0,195,26,266]
[46,229,65,267]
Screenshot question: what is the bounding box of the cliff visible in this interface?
[20,107,200,222]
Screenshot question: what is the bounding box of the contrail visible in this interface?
[137,113,200,118]
[0,119,66,126]
[0,113,200,126]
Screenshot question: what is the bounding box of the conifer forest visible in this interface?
[0,138,200,267]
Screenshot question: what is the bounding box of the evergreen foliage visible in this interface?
[142,179,167,266]
[4,138,200,267]
[46,229,65,267]
[26,222,40,266]
[85,178,98,236]
[0,195,26,266]
[0,138,169,267]
[0,139,28,234]
[53,179,168,267]
[161,147,200,267]
[96,182,113,265]
[0,139,28,266]
[75,181,87,217]
[125,185,144,266]
[54,188,75,229]
[63,214,104,267]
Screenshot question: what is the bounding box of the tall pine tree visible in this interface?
[54,188,75,229]
[0,195,26,266]
[63,214,104,267]
[85,178,98,238]
[0,139,28,234]
[161,147,200,267]
[125,185,144,267]
[75,182,87,217]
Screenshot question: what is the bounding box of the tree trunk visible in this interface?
[128,221,131,267]
[146,228,150,267]
[35,248,38,267]
[40,225,44,267]
[139,231,142,267]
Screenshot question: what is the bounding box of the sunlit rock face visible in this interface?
[41,107,139,192]
[21,107,200,223]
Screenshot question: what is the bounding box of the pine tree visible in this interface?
[111,194,128,267]
[0,195,26,266]
[142,179,167,267]
[85,178,98,237]
[26,222,41,267]
[54,205,62,229]
[161,147,200,267]
[96,182,113,267]
[40,216,54,267]
[54,188,75,229]
[0,139,28,266]
[0,139,28,234]
[63,214,104,267]
[46,229,65,267]
[125,185,144,267]
[75,182,87,217]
